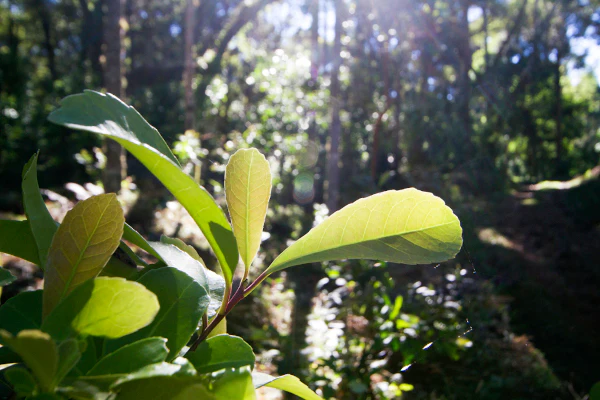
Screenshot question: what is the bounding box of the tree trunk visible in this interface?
[554,48,563,177]
[326,0,343,213]
[183,0,196,131]
[102,0,127,193]
[457,0,473,162]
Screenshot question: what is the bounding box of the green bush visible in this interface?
[0,91,462,399]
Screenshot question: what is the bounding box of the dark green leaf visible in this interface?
[0,219,40,265]
[149,242,225,318]
[5,367,37,396]
[0,290,43,335]
[111,362,187,388]
[22,153,59,267]
[185,334,254,374]
[112,376,213,400]
[55,339,81,386]
[105,268,209,360]
[48,91,238,287]
[86,338,168,377]
[0,329,58,392]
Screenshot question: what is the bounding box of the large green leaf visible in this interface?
[185,334,255,374]
[111,362,191,388]
[105,268,209,360]
[48,91,238,287]
[22,153,58,267]
[113,375,213,400]
[55,339,81,386]
[43,194,124,317]
[0,290,43,335]
[225,148,271,271]
[0,267,16,287]
[86,338,168,377]
[0,329,58,392]
[252,372,323,400]
[5,367,37,396]
[266,188,462,275]
[149,242,224,318]
[0,219,40,265]
[212,368,256,400]
[43,277,159,340]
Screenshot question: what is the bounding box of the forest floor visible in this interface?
[465,174,600,393]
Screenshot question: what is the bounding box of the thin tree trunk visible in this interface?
[102,0,126,193]
[326,0,343,213]
[457,0,473,161]
[554,48,563,177]
[183,0,196,131]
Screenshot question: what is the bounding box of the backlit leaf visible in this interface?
[48,91,238,287]
[0,329,58,392]
[43,194,124,317]
[22,153,58,267]
[185,334,254,374]
[225,148,271,271]
[266,188,462,275]
[252,372,322,400]
[160,235,203,264]
[212,368,256,400]
[43,277,159,340]
[105,268,209,360]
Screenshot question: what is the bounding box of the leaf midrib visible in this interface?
[58,199,113,303]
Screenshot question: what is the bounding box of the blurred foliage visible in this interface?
[2,0,600,397]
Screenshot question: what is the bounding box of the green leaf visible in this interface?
[252,372,323,400]
[0,345,21,364]
[0,329,58,392]
[86,338,168,377]
[149,242,224,318]
[0,267,16,287]
[0,290,43,335]
[591,382,600,400]
[266,188,463,275]
[225,148,272,271]
[105,268,209,360]
[5,367,37,396]
[112,376,213,400]
[43,194,125,317]
[123,223,163,261]
[160,235,203,264]
[22,153,59,267]
[185,334,255,374]
[212,368,256,400]
[111,362,188,388]
[48,91,238,287]
[43,277,159,340]
[55,339,81,386]
[0,219,40,265]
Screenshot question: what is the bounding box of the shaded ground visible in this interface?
[465,176,600,392]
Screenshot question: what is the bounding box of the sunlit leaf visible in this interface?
[225,148,272,271]
[112,375,213,400]
[22,153,58,267]
[123,222,163,261]
[0,329,58,392]
[149,242,224,318]
[43,277,159,340]
[266,188,462,275]
[105,268,209,360]
[212,368,256,400]
[48,91,238,287]
[0,219,40,265]
[160,235,203,264]
[252,372,323,400]
[43,194,124,317]
[111,362,189,388]
[185,334,254,374]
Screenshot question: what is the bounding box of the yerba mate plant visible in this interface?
[0,91,462,399]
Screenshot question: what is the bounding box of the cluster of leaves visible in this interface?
[0,91,462,398]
